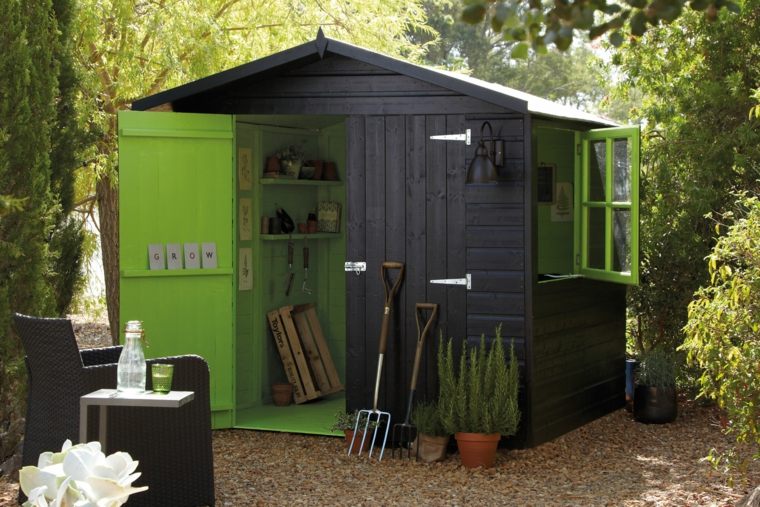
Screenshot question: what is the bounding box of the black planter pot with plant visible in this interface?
[633,348,677,424]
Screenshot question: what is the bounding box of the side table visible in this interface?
[79,389,194,452]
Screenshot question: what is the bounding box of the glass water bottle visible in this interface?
[117,320,146,392]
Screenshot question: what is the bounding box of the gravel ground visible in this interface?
[1,317,757,506]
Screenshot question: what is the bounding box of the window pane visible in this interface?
[588,207,605,269]
[613,209,631,272]
[613,138,631,202]
[589,141,606,201]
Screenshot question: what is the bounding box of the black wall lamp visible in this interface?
[466,121,503,184]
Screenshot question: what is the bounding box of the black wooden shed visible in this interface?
[121,29,639,447]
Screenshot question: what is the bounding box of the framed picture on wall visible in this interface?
[238,147,252,190]
[537,164,555,204]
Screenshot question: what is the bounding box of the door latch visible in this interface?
[429,274,471,290]
[344,261,367,276]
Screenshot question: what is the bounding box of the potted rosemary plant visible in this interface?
[438,325,520,468]
[411,401,449,463]
[633,348,677,424]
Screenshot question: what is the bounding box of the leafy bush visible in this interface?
[636,348,676,388]
[438,326,520,436]
[411,401,447,437]
[329,409,377,432]
[681,194,760,474]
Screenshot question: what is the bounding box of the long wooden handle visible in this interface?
[410,303,439,389]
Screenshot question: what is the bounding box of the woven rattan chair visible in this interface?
[13,313,215,506]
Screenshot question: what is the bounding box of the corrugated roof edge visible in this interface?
[131,30,617,127]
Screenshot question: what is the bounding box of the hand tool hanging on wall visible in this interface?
[302,240,313,294]
[392,303,439,459]
[349,261,405,461]
[284,238,295,296]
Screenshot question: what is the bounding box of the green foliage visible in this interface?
[412,401,447,436]
[681,193,760,474]
[460,0,738,55]
[618,1,760,355]
[411,0,619,117]
[636,348,676,388]
[329,409,378,432]
[438,326,520,436]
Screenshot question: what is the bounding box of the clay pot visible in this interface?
[344,429,371,453]
[297,223,308,234]
[312,160,324,180]
[415,433,449,463]
[454,432,500,469]
[271,383,293,406]
[324,162,338,181]
[307,219,318,234]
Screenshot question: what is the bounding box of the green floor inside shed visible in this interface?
[234,393,344,436]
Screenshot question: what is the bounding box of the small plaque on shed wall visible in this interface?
[238,248,252,291]
[184,243,200,269]
[148,244,165,270]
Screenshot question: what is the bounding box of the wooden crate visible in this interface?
[266,304,343,404]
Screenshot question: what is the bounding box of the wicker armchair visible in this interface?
[13,313,215,506]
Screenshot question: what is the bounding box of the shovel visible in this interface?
[302,241,312,294]
[349,261,405,461]
[284,239,294,296]
[392,302,439,459]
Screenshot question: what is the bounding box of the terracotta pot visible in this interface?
[297,223,308,234]
[344,429,371,453]
[454,432,500,469]
[307,219,318,234]
[271,383,293,406]
[415,433,449,463]
[312,160,324,180]
[265,156,280,175]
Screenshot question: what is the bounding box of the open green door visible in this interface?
[578,127,640,285]
[118,111,235,428]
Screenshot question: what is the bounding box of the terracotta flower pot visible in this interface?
[344,429,371,453]
[271,383,293,406]
[415,433,449,463]
[455,432,500,469]
[265,156,280,176]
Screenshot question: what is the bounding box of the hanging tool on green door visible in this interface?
[302,240,313,295]
[285,238,295,296]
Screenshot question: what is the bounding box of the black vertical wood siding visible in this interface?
[531,278,626,445]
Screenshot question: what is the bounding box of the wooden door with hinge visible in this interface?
[345,114,467,420]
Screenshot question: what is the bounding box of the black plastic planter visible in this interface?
[633,385,677,424]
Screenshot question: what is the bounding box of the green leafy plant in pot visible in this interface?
[633,348,677,424]
[438,325,520,468]
[411,401,449,463]
[330,409,378,453]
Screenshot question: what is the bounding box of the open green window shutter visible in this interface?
[578,127,640,285]
[118,110,235,427]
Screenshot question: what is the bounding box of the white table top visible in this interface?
[81,389,194,408]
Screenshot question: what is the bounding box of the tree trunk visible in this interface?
[97,174,120,345]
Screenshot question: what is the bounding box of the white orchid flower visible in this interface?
[19,440,148,507]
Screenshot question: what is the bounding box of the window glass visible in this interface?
[613,138,630,202]
[588,207,606,269]
[612,209,631,272]
[589,140,606,202]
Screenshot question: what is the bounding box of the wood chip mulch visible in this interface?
[1,317,757,505]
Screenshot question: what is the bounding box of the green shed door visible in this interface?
[118,111,235,428]
[578,127,640,285]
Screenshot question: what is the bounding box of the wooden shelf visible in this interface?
[260,178,342,187]
[121,268,233,278]
[260,233,341,241]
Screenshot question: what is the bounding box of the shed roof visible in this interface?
[132,29,616,127]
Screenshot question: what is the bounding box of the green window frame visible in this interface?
[576,127,640,285]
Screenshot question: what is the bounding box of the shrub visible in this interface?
[636,348,676,388]
[681,193,760,474]
[411,401,447,437]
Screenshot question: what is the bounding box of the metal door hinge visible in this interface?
[429,274,471,290]
[576,143,582,156]
[430,129,471,145]
[344,261,366,275]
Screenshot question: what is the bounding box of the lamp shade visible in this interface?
[466,141,498,184]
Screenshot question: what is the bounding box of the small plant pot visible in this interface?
[344,429,371,453]
[415,433,449,463]
[454,432,500,469]
[323,162,338,181]
[633,385,677,424]
[265,156,280,175]
[271,383,293,407]
[281,159,301,178]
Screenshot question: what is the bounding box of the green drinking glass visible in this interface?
[151,363,174,394]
